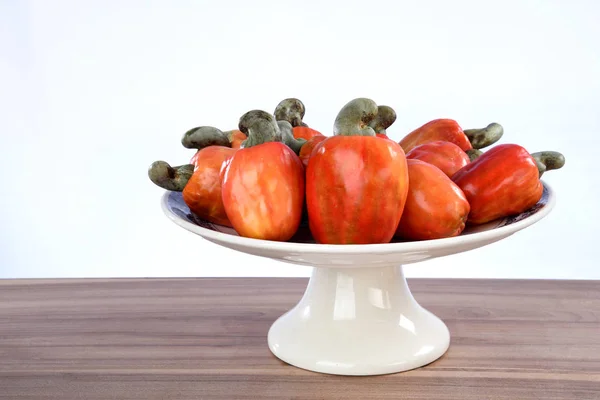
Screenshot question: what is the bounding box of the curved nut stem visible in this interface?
[148,161,193,191]
[278,121,307,155]
[333,98,379,137]
[274,98,308,127]
[531,151,566,177]
[239,110,282,148]
[368,105,397,134]
[463,122,504,149]
[466,149,483,162]
[181,126,230,150]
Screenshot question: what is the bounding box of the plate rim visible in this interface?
[161,181,556,255]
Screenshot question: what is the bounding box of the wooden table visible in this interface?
[1,278,599,399]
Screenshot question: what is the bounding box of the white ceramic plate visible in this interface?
[161,182,554,268]
[160,181,555,376]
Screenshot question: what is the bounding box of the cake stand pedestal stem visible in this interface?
[268,264,450,376]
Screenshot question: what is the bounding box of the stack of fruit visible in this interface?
[148,97,565,244]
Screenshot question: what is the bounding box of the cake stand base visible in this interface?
[267,265,450,376]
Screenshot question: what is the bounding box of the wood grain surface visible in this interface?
[1,278,599,399]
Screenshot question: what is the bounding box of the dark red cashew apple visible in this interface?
[306,98,410,244]
[298,135,327,168]
[148,126,236,227]
[182,126,238,227]
[395,159,470,241]
[274,98,324,140]
[400,119,504,153]
[451,144,566,225]
[406,140,471,178]
[221,110,305,241]
[185,146,236,227]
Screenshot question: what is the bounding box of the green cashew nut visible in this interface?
[148,161,194,191]
[278,120,307,155]
[239,110,283,148]
[333,98,379,137]
[181,126,230,150]
[274,98,308,127]
[463,123,504,150]
[368,105,397,135]
[466,149,483,162]
[531,151,566,177]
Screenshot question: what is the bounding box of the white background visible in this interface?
[1,0,598,279]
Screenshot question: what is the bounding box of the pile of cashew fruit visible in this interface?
[148,98,565,244]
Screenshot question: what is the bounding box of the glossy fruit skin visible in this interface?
[298,135,327,168]
[406,140,470,178]
[451,143,542,224]
[376,133,389,139]
[396,159,470,240]
[306,135,409,244]
[400,119,472,153]
[183,146,237,227]
[221,142,305,241]
[228,130,247,149]
[293,126,323,141]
